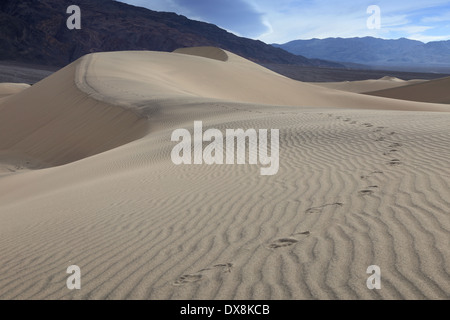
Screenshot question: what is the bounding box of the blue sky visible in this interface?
[119,0,450,43]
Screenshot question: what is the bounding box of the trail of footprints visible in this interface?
[173,113,407,286]
[330,113,406,194]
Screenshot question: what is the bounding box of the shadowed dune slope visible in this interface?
[0,61,149,167]
[174,46,229,62]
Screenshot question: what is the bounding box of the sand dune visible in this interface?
[365,76,450,104]
[310,77,426,93]
[73,49,450,112]
[0,47,449,300]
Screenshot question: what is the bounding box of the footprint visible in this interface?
[389,143,402,148]
[213,263,233,273]
[267,238,298,249]
[389,159,401,166]
[389,132,396,135]
[375,136,385,142]
[360,171,383,179]
[305,202,343,213]
[359,189,374,196]
[174,263,233,286]
[383,149,398,155]
[350,121,357,124]
[292,231,311,236]
[362,123,373,127]
[173,274,203,286]
[267,231,310,249]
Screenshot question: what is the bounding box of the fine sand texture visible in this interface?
[0,47,449,299]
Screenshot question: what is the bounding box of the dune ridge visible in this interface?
[0,48,449,300]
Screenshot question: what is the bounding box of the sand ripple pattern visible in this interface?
[0,105,449,299]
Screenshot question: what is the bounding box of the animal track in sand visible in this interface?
[362,123,373,127]
[305,202,343,213]
[173,263,233,286]
[267,232,310,249]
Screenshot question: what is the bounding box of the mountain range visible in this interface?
[0,0,341,68]
[273,37,450,72]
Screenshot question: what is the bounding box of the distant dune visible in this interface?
[365,76,450,104]
[309,77,427,94]
[0,47,449,300]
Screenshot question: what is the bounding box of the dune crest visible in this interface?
[71,50,450,112]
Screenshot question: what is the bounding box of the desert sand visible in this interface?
[0,47,449,299]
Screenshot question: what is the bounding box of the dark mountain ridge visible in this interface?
[0,0,342,68]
